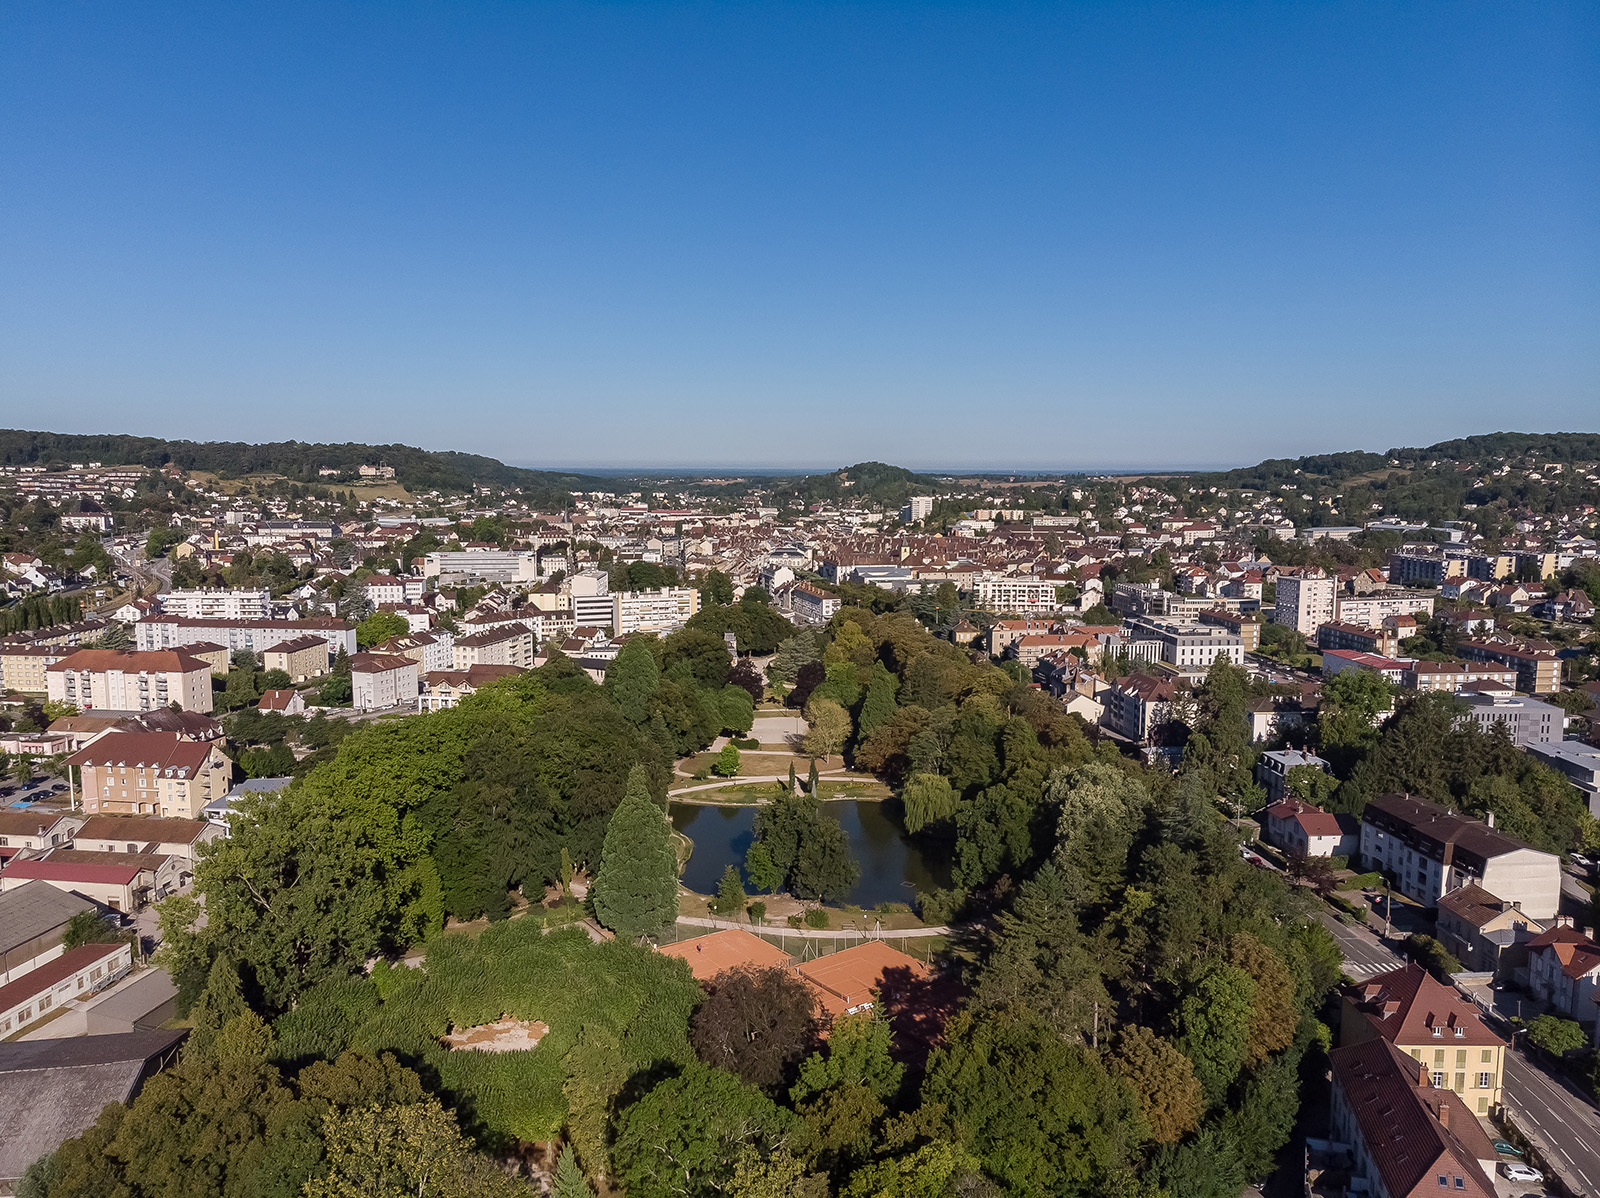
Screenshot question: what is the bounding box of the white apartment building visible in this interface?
[1123,616,1244,674]
[789,582,841,626]
[612,587,702,635]
[1333,591,1436,628]
[973,575,1060,616]
[46,649,213,714]
[349,652,420,711]
[361,574,425,605]
[1359,792,1561,921]
[136,615,357,657]
[159,588,271,621]
[1273,572,1336,636]
[901,496,934,522]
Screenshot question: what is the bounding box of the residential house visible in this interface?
[70,814,221,866]
[0,856,159,912]
[258,688,307,716]
[1261,798,1359,858]
[1255,749,1332,804]
[1526,923,1600,1028]
[1435,884,1546,981]
[1329,1036,1498,1198]
[1340,962,1507,1113]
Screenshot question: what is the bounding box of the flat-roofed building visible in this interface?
[159,588,270,620]
[612,587,702,635]
[1458,691,1562,747]
[1526,739,1600,816]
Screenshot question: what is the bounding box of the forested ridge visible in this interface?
[0,428,608,498]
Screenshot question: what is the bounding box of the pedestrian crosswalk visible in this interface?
[1342,960,1399,978]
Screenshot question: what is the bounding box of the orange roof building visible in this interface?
[796,941,929,1018]
[657,928,792,982]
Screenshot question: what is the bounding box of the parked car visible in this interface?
[1492,1140,1524,1157]
[1501,1163,1542,1184]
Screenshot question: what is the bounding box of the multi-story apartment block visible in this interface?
[1465,553,1517,582]
[66,731,233,819]
[1330,1038,1498,1198]
[900,496,934,522]
[451,626,534,670]
[261,635,331,682]
[0,644,69,694]
[788,582,841,626]
[361,574,426,605]
[418,663,526,712]
[1103,674,1179,744]
[1340,962,1507,1114]
[1387,551,1467,587]
[612,587,701,635]
[1456,638,1560,695]
[1401,661,1518,693]
[158,588,271,620]
[1333,591,1436,628]
[1458,692,1562,747]
[1196,608,1259,651]
[376,630,454,673]
[1123,616,1244,675]
[349,652,419,711]
[1359,793,1560,920]
[136,615,356,658]
[972,575,1059,615]
[421,549,541,583]
[1272,570,1336,636]
[47,649,213,714]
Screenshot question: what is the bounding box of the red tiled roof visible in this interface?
[0,942,129,1013]
[65,731,216,773]
[2,858,146,885]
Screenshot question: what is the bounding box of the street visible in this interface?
[1317,910,1600,1195]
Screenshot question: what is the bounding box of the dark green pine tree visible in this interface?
[592,765,679,937]
[807,758,819,795]
[603,638,660,725]
[551,1144,593,1198]
[788,762,797,794]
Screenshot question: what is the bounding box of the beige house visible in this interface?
[66,731,233,819]
[1341,963,1506,1114]
[71,814,222,864]
[47,649,213,714]
[1435,884,1546,979]
[262,635,330,682]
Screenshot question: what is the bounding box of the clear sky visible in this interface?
[2,3,1596,471]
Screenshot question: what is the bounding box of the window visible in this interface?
[1478,1072,1494,1088]
[1481,1049,1493,1063]
[1454,1073,1464,1092]
[1434,1049,1445,1065]
[18,1006,32,1021]
[1456,1049,1467,1068]
[39,995,50,1011]
[1437,1177,1448,1188]
[1477,1097,1488,1114]
[1454,1179,1464,1190]
[1431,1071,1446,1088]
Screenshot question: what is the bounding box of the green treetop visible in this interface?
[593,765,679,937]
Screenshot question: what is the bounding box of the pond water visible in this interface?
[670,799,949,908]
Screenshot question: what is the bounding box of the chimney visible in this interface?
[1485,811,1495,828]
[1418,1059,1429,1086]
[1437,1102,1449,1130]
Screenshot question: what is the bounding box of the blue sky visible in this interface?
[2,3,1595,470]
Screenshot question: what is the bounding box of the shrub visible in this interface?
[802,908,830,929]
[733,737,760,750]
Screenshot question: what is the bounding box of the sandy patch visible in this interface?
[442,1016,549,1052]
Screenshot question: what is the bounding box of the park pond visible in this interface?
[670,799,949,908]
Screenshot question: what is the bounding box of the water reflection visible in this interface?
[670,799,949,908]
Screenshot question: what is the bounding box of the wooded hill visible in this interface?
[0,429,609,499]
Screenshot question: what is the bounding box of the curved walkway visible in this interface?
[675,914,951,938]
